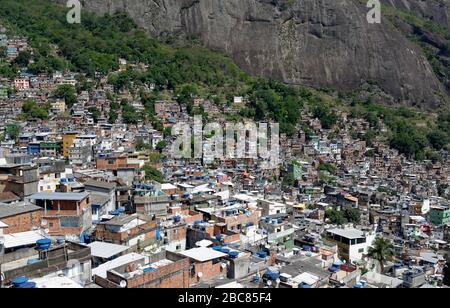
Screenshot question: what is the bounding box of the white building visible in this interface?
[326,227,377,262]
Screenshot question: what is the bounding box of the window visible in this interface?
[358,248,364,253]
[49,223,54,228]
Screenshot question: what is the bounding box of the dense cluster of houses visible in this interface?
[0,29,449,289]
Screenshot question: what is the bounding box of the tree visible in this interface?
[143,165,164,183]
[313,105,338,129]
[427,130,448,150]
[5,124,20,140]
[155,140,168,152]
[318,163,337,175]
[122,103,140,124]
[343,207,361,224]
[22,100,48,120]
[108,110,118,124]
[325,209,347,225]
[0,46,6,59]
[13,51,31,67]
[88,107,101,123]
[367,237,394,273]
[54,85,77,108]
[135,141,152,151]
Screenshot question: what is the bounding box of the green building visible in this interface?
[40,142,62,156]
[287,160,302,180]
[429,205,450,226]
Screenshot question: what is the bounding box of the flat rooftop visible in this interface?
[327,228,365,239]
[179,247,227,262]
[29,192,90,201]
[87,241,129,259]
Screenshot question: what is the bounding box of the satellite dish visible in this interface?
[45,229,50,234]
[221,263,227,269]
[41,220,47,226]
[276,278,281,284]
[197,272,203,278]
[267,280,272,286]
[120,280,127,288]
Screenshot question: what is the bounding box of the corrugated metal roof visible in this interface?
[3,230,45,249]
[87,241,129,259]
[29,192,89,201]
[0,202,42,219]
[179,247,227,262]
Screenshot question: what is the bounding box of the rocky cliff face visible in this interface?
[74,0,450,108]
[386,0,450,27]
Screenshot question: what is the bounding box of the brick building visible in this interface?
[0,202,42,234]
[28,192,92,237]
[94,214,156,247]
[93,251,190,288]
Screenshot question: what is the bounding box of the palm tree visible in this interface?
[367,237,394,273]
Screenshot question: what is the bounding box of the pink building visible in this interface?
[14,78,30,90]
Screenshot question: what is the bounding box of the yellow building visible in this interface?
[62,133,78,157]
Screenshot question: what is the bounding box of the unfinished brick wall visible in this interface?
[122,258,190,288]
[1,210,42,234]
[190,260,227,286]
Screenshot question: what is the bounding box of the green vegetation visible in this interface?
[368,237,395,273]
[0,0,321,135]
[53,85,77,108]
[349,100,449,159]
[383,4,450,88]
[155,140,168,152]
[318,163,337,175]
[135,141,152,151]
[21,100,49,120]
[5,124,20,140]
[313,105,338,129]
[88,107,101,123]
[325,208,360,225]
[143,165,164,183]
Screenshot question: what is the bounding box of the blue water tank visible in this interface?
[257,251,268,259]
[18,282,36,289]
[36,239,51,251]
[12,276,29,288]
[299,282,311,289]
[143,267,156,273]
[173,216,181,223]
[213,246,222,251]
[228,251,239,259]
[27,258,40,265]
[111,210,120,216]
[221,248,230,254]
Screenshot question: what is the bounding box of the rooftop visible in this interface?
[0,202,42,219]
[179,247,227,262]
[3,230,45,249]
[87,241,129,259]
[327,228,366,239]
[29,192,90,201]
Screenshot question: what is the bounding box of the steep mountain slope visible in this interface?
[71,0,450,108]
[386,0,450,27]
